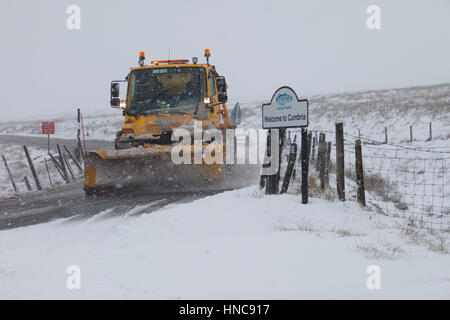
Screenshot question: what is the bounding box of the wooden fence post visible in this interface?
[44,158,53,187]
[307,132,312,162]
[301,128,309,204]
[64,145,82,172]
[259,131,269,189]
[335,122,345,201]
[2,155,18,193]
[319,136,326,190]
[410,125,413,142]
[292,133,297,180]
[265,130,278,195]
[23,176,32,191]
[57,144,70,183]
[276,128,286,192]
[49,153,68,183]
[311,136,316,162]
[317,133,325,171]
[265,129,279,195]
[427,122,432,141]
[325,141,331,185]
[355,139,366,207]
[63,153,75,180]
[259,175,266,189]
[23,146,42,190]
[384,127,388,144]
[281,142,297,194]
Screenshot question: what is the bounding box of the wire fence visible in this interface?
[343,148,449,231]
[279,127,450,232]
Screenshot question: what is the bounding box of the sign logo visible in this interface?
[276,93,293,106]
[276,93,293,110]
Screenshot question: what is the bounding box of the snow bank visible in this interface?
[0,186,448,299]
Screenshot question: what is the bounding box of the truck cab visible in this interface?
[110,50,233,149]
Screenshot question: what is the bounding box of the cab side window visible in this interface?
[208,75,216,96]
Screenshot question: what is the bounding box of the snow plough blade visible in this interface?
[84,145,259,196]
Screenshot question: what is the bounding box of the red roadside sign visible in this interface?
[42,122,55,135]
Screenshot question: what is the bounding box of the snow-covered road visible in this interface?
[0,180,220,230]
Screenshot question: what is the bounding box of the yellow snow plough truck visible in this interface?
[84,49,258,196]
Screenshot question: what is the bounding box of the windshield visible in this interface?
[127,67,207,116]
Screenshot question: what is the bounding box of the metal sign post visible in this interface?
[262,87,309,200]
[42,121,55,153]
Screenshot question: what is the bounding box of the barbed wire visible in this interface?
[307,129,450,154]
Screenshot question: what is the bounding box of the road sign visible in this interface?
[261,87,309,198]
[42,122,55,135]
[42,121,55,153]
[262,87,308,129]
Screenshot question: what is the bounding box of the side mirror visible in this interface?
[216,76,227,103]
[230,102,241,125]
[216,76,227,93]
[111,82,120,97]
[110,81,122,108]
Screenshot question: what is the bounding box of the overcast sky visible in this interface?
[0,0,449,120]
